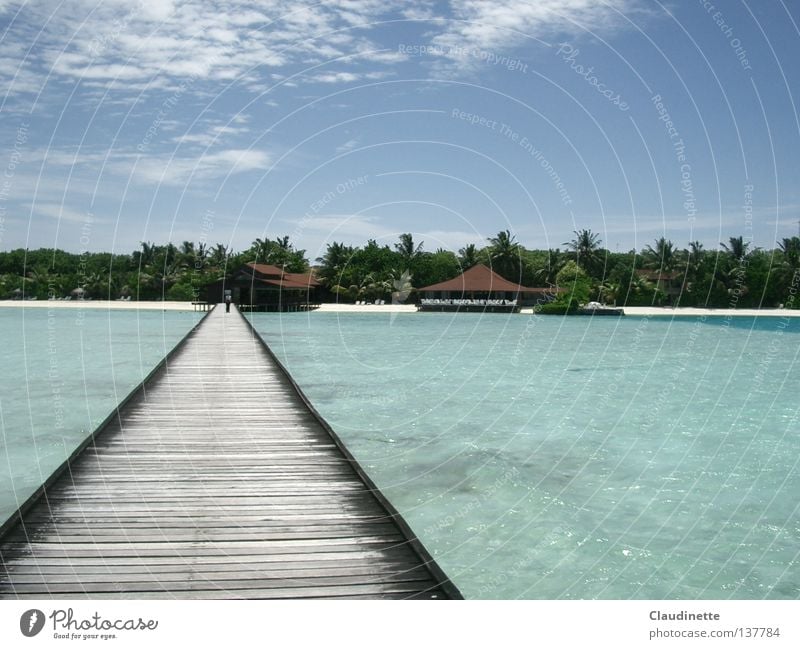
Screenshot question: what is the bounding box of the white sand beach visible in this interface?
[0,300,198,311]
[317,303,800,317]
[315,303,417,313]
[8,300,796,317]
[620,306,800,318]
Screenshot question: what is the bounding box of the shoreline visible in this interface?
[315,303,417,313]
[5,300,798,317]
[0,300,198,311]
[616,306,800,318]
[317,303,800,317]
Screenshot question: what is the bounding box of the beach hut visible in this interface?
[417,264,558,312]
[205,262,321,311]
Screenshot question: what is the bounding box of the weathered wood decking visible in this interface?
[0,306,460,599]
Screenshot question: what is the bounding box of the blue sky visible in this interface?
[0,0,798,259]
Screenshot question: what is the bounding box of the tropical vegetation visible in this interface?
[2,230,800,309]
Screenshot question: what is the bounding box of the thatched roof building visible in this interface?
[417,264,558,312]
[205,262,320,311]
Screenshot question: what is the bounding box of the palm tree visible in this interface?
[178,241,202,269]
[25,266,52,298]
[134,241,157,269]
[534,248,566,285]
[689,240,704,259]
[395,233,423,264]
[685,240,705,293]
[487,229,521,280]
[316,241,354,284]
[209,243,229,268]
[644,237,678,271]
[251,237,269,262]
[458,243,479,269]
[564,229,602,273]
[720,236,751,262]
[778,236,800,269]
[597,280,619,305]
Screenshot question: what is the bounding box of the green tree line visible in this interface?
[2,229,799,308]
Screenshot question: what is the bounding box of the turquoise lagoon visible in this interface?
[0,306,201,526]
[249,311,800,599]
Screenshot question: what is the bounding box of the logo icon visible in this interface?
[20,609,45,637]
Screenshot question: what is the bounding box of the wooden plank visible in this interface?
[0,305,461,600]
[7,581,448,599]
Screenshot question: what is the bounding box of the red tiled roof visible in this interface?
[284,272,320,287]
[246,262,285,276]
[244,262,320,287]
[259,278,316,289]
[418,264,553,294]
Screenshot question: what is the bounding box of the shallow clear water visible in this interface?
[249,311,800,599]
[0,307,201,526]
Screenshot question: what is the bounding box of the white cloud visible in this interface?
[436,0,636,51]
[34,202,101,224]
[131,148,270,186]
[336,138,360,153]
[171,122,251,148]
[0,0,412,101]
[309,70,391,84]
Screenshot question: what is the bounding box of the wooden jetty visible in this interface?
[0,306,461,599]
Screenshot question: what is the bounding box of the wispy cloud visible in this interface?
[435,0,637,51]
[130,148,270,186]
[0,0,412,101]
[34,202,102,224]
[336,138,360,154]
[308,70,392,84]
[171,121,251,148]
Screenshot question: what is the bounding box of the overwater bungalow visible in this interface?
[417,263,558,313]
[205,262,321,311]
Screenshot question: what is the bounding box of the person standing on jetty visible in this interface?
[225,294,232,313]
